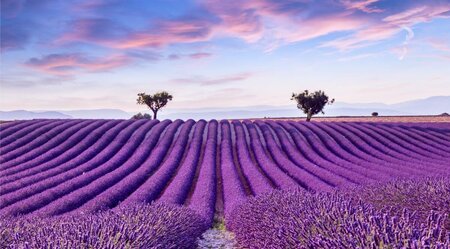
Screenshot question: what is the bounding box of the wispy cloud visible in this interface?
[57,17,216,49]
[340,0,383,13]
[56,18,132,45]
[338,52,379,62]
[188,52,213,59]
[0,74,74,88]
[24,53,132,75]
[3,0,450,54]
[427,38,450,52]
[170,72,252,86]
[168,52,213,60]
[393,27,414,60]
[322,4,450,51]
[126,50,162,61]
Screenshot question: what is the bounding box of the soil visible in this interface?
[253,115,450,123]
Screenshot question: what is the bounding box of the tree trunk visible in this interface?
[153,110,158,120]
[306,112,312,122]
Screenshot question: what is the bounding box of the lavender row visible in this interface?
[393,125,450,153]
[347,122,449,172]
[0,120,55,148]
[0,120,135,199]
[31,120,179,216]
[0,120,110,181]
[0,120,120,186]
[277,121,378,184]
[0,120,45,144]
[294,122,428,179]
[0,119,448,219]
[256,121,333,192]
[325,122,438,176]
[352,122,447,165]
[0,120,76,165]
[158,120,207,204]
[231,120,273,195]
[220,120,248,218]
[188,120,218,226]
[243,120,303,190]
[114,120,198,208]
[0,120,160,216]
[371,122,450,159]
[75,119,190,213]
[262,120,355,188]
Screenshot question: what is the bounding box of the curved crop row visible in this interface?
[0,119,448,224]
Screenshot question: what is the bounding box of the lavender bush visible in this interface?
[0,202,208,249]
[228,179,450,249]
[349,177,450,230]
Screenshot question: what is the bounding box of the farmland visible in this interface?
[1,119,449,248]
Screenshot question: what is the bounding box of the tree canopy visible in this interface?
[137,91,173,119]
[131,112,152,120]
[291,90,334,121]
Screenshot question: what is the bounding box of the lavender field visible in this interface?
[1,119,449,248]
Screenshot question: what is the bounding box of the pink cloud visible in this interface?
[202,0,366,48]
[57,18,129,45]
[58,18,214,49]
[120,20,212,48]
[59,1,363,50]
[188,52,212,59]
[322,4,450,50]
[56,0,450,52]
[427,38,450,52]
[204,0,450,51]
[279,15,365,43]
[322,24,399,50]
[340,0,383,13]
[203,1,263,42]
[24,53,132,75]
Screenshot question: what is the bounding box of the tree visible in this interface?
[131,112,152,119]
[137,91,173,119]
[291,90,334,122]
[371,112,379,117]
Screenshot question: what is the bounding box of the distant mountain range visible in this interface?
[1,96,449,120]
[0,109,131,120]
[0,110,73,120]
[159,96,450,120]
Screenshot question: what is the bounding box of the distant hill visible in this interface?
[59,109,131,119]
[160,96,450,120]
[390,96,450,115]
[0,109,130,121]
[1,96,448,120]
[0,110,72,120]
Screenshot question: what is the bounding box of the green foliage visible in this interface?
[131,112,152,120]
[291,90,334,121]
[372,112,379,116]
[137,91,173,119]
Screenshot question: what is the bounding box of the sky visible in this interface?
[1,0,450,112]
